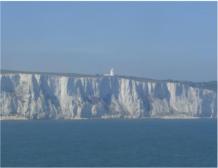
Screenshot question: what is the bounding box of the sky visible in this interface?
[1,2,217,82]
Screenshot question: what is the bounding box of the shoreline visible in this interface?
[0,116,216,121]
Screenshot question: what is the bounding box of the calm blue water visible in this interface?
[1,119,217,167]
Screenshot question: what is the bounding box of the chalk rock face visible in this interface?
[0,71,217,119]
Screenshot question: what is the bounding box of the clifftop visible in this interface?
[1,69,217,91]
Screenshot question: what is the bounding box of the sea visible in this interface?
[1,119,217,167]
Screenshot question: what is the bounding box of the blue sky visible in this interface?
[1,2,217,81]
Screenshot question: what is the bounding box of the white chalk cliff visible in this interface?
[1,71,217,119]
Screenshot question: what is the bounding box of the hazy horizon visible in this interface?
[1,2,217,82]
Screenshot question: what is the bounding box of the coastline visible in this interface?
[0,115,216,121]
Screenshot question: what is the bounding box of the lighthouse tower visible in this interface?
[104,68,115,76]
[110,68,114,76]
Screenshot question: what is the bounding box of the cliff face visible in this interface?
[1,72,217,119]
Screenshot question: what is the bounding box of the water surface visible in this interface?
[1,119,217,167]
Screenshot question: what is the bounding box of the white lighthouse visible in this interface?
[104,68,115,76]
[110,68,114,76]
